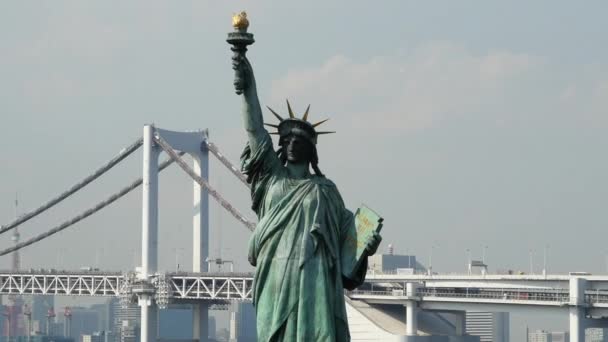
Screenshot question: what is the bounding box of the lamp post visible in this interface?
[466,249,471,275]
[529,249,534,275]
[206,257,234,272]
[428,245,434,276]
[543,245,549,277]
[174,247,184,271]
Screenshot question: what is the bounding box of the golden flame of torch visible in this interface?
[232,11,249,30]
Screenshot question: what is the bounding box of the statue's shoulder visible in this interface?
[310,175,338,189]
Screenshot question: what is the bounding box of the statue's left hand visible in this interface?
[364,231,382,256]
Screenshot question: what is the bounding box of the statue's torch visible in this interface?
[227,12,255,95]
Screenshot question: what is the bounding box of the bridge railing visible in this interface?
[418,287,570,303]
[347,287,572,304]
[585,292,608,304]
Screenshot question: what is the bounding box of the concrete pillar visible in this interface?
[192,134,210,342]
[493,312,510,342]
[453,311,466,336]
[139,295,158,342]
[141,125,160,279]
[229,311,237,342]
[405,283,419,336]
[193,304,209,342]
[405,302,417,336]
[141,125,160,342]
[569,277,587,342]
[192,143,209,275]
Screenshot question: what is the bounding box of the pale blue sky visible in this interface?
[0,1,606,336]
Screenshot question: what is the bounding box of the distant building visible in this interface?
[208,316,216,341]
[229,302,256,342]
[465,312,509,342]
[82,333,104,342]
[90,302,113,332]
[120,320,138,342]
[69,307,100,339]
[0,303,4,336]
[587,328,608,341]
[158,306,193,340]
[528,330,552,342]
[81,331,115,342]
[527,330,569,342]
[50,321,64,337]
[32,296,54,335]
[26,336,74,342]
[109,301,140,342]
[367,253,423,274]
[550,331,568,342]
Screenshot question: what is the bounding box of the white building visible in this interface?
[586,328,608,342]
[229,302,256,342]
[82,333,105,342]
[550,331,568,342]
[529,330,552,342]
[527,329,570,342]
[121,320,138,342]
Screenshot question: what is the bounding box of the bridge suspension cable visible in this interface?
[205,140,249,186]
[0,153,184,257]
[0,138,144,236]
[154,134,256,231]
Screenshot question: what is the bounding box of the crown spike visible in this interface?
[264,123,279,128]
[286,99,295,118]
[266,106,284,122]
[312,118,330,127]
[316,131,336,135]
[302,104,311,121]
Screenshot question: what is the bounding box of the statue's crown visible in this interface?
[265,100,335,145]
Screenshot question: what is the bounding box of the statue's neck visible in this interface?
[286,162,310,179]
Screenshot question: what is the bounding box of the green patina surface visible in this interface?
[242,133,367,342]
[228,20,381,340]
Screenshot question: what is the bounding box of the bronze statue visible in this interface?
[228,12,382,341]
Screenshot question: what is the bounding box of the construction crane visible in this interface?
[63,307,72,338]
[2,308,11,340]
[23,304,32,341]
[6,194,26,339]
[11,194,21,273]
[46,308,56,336]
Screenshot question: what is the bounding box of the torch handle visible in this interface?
[231,45,248,95]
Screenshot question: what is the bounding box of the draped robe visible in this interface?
[241,133,366,342]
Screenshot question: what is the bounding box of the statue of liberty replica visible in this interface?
[228,12,382,342]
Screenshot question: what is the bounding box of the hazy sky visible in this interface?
[1,1,607,336]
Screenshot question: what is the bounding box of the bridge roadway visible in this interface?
[3,270,608,308]
[4,270,608,341]
[0,270,253,302]
[359,274,608,317]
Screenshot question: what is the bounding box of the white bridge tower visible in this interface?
[139,125,210,342]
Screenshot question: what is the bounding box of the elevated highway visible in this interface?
[4,270,608,307]
[3,270,608,340]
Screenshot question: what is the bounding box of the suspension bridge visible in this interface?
[1,125,607,342]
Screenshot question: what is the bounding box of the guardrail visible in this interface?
[348,287,572,304]
[418,288,570,303]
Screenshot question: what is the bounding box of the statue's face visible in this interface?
[283,134,313,164]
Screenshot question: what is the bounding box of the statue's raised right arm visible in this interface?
[233,57,268,153]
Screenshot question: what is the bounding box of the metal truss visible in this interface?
[5,270,608,309]
[169,273,253,301]
[0,271,254,303]
[0,272,123,297]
